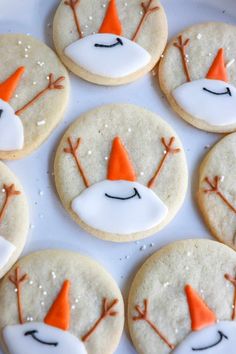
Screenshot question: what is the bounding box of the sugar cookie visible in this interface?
[0,161,29,278]
[0,34,69,159]
[128,239,236,354]
[0,249,124,354]
[53,0,167,85]
[159,22,236,133]
[54,104,188,242]
[197,132,236,249]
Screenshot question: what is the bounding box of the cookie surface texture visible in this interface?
[53,0,168,85]
[197,132,236,249]
[159,22,236,133]
[0,34,69,159]
[0,249,124,354]
[128,239,236,354]
[0,161,29,278]
[54,103,188,242]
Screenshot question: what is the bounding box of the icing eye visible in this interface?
[202,87,232,96]
[94,37,123,48]
[24,330,58,347]
[0,109,3,118]
[191,330,228,351]
[105,187,141,200]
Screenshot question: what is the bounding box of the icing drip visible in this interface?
[133,299,175,349]
[64,137,90,188]
[174,35,191,82]
[15,74,65,116]
[82,298,119,342]
[8,267,29,324]
[132,0,159,42]
[64,0,83,38]
[204,176,236,214]
[148,137,181,189]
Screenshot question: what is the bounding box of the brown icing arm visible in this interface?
[82,298,119,342]
[148,137,181,189]
[65,0,83,38]
[9,267,29,324]
[0,184,21,224]
[173,35,191,82]
[133,299,175,349]
[204,176,236,214]
[225,273,236,320]
[64,137,90,188]
[132,0,159,42]
[15,74,65,116]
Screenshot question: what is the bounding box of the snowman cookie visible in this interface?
[54,104,188,242]
[0,34,69,160]
[159,22,236,133]
[128,239,236,354]
[197,132,236,250]
[0,249,124,354]
[0,162,29,278]
[53,0,168,85]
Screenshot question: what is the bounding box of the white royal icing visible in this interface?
[64,34,151,78]
[0,99,24,151]
[0,236,15,269]
[71,180,168,234]
[172,321,236,354]
[172,79,236,126]
[3,322,87,354]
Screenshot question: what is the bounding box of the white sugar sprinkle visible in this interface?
[29,280,34,285]
[33,81,37,85]
[104,156,108,160]
[39,285,42,289]
[15,94,18,98]
[89,16,93,20]
[102,3,106,7]
[220,176,225,182]
[43,291,47,296]
[163,282,170,287]
[128,128,132,132]
[208,53,212,56]
[18,40,22,45]
[187,251,191,256]
[226,58,235,68]
[71,305,76,310]
[140,171,144,176]
[30,224,35,229]
[14,288,18,293]
[88,150,92,155]
[196,33,202,40]
[39,190,44,196]
[75,298,79,303]
[41,302,45,306]
[24,54,29,58]
[37,120,46,126]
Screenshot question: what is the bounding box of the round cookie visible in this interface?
[0,33,69,160]
[0,249,124,354]
[128,239,236,354]
[197,132,236,250]
[0,161,29,279]
[54,104,188,242]
[53,0,168,85]
[159,22,236,133]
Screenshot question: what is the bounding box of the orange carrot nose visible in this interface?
[0,67,25,103]
[185,285,216,332]
[99,0,122,36]
[206,48,228,82]
[44,280,71,331]
[107,137,136,182]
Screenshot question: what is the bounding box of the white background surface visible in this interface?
[0,0,236,353]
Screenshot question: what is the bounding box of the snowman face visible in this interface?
[172,79,236,126]
[0,236,15,269]
[71,179,168,234]
[64,34,151,78]
[172,321,236,354]
[3,322,87,354]
[0,99,24,151]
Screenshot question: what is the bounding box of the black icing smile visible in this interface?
[24,330,58,347]
[105,187,141,201]
[94,37,123,48]
[203,87,232,96]
[191,330,228,351]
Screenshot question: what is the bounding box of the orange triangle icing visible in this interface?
[99,0,122,35]
[107,137,136,181]
[0,67,25,103]
[206,48,228,82]
[185,285,216,331]
[44,280,71,331]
